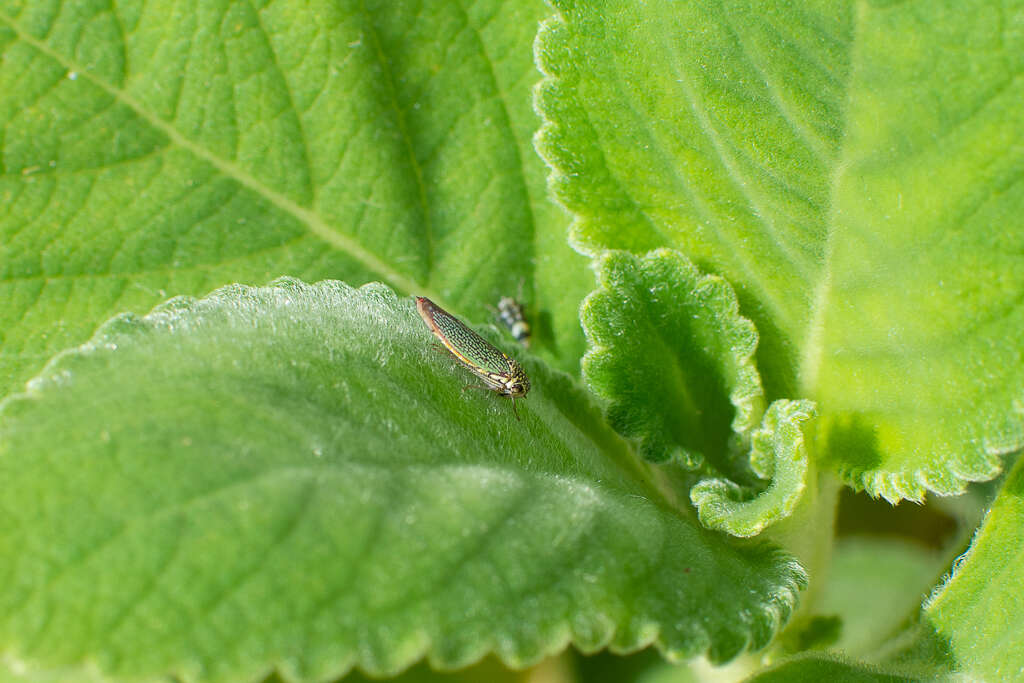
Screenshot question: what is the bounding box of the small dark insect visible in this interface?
[495,296,531,348]
[416,297,531,419]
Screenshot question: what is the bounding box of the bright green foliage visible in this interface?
[691,400,815,537]
[582,250,765,470]
[535,0,1024,502]
[0,280,806,681]
[2,0,1023,680]
[580,250,813,536]
[0,0,590,401]
[925,455,1024,680]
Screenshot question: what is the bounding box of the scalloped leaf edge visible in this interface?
[534,10,629,261]
[691,400,816,538]
[532,2,1022,507]
[580,248,766,465]
[0,277,809,681]
[834,451,1008,505]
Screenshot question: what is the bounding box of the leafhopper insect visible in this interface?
[416,297,531,419]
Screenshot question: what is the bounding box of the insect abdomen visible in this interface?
[496,296,531,347]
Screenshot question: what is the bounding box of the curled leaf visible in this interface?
[691,400,816,538]
[581,249,813,536]
[582,249,765,474]
[535,0,1024,503]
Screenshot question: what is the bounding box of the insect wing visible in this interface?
[416,298,515,382]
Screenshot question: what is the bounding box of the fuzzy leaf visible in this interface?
[690,399,815,537]
[0,279,806,682]
[581,250,764,471]
[0,0,590,401]
[535,0,1024,501]
[581,250,812,536]
[924,456,1024,680]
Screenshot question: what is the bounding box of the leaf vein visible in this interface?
[356,0,434,279]
[657,23,818,285]
[719,7,833,165]
[252,3,316,205]
[0,10,428,300]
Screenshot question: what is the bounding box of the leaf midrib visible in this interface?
[0,10,434,303]
[795,3,860,399]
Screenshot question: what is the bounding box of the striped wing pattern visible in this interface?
[416,297,516,382]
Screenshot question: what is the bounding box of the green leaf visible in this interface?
[924,455,1024,680]
[817,538,945,658]
[582,250,765,470]
[0,0,590,401]
[690,399,815,538]
[741,653,915,683]
[580,249,812,536]
[535,0,1024,501]
[0,279,806,681]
